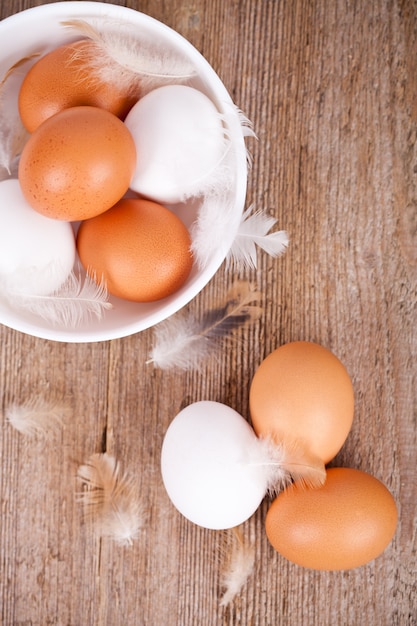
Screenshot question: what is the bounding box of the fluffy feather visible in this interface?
[61,19,196,96]
[219,526,255,607]
[248,434,326,493]
[147,280,262,370]
[5,396,72,438]
[227,206,289,270]
[0,267,113,327]
[76,453,143,546]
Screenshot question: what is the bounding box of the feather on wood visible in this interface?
[219,526,255,607]
[148,280,262,370]
[227,205,289,270]
[5,396,72,438]
[76,453,143,546]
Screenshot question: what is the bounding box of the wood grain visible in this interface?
[1,1,416,624]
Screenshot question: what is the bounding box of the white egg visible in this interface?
[0,179,76,295]
[160,400,267,530]
[124,85,226,204]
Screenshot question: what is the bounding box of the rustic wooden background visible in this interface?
[1,0,416,624]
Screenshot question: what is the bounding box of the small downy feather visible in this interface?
[248,433,326,493]
[5,396,72,438]
[227,205,289,271]
[61,18,196,96]
[219,526,255,607]
[0,267,113,327]
[147,280,262,370]
[76,453,143,546]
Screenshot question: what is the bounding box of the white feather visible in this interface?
[0,267,113,327]
[5,396,72,438]
[147,281,262,371]
[147,314,207,371]
[76,453,143,546]
[219,527,255,607]
[227,206,289,270]
[61,19,197,95]
[247,434,326,493]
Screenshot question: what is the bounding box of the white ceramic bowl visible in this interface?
[0,2,248,342]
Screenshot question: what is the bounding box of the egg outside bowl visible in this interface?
[0,2,248,343]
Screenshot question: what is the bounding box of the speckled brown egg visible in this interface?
[265,467,398,570]
[77,197,193,302]
[249,342,354,464]
[18,40,138,133]
[18,106,136,221]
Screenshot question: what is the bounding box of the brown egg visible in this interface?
[19,40,138,133]
[249,342,354,464]
[18,106,136,221]
[265,467,398,570]
[77,197,193,302]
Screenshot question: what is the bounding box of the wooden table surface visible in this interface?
[1,1,416,625]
